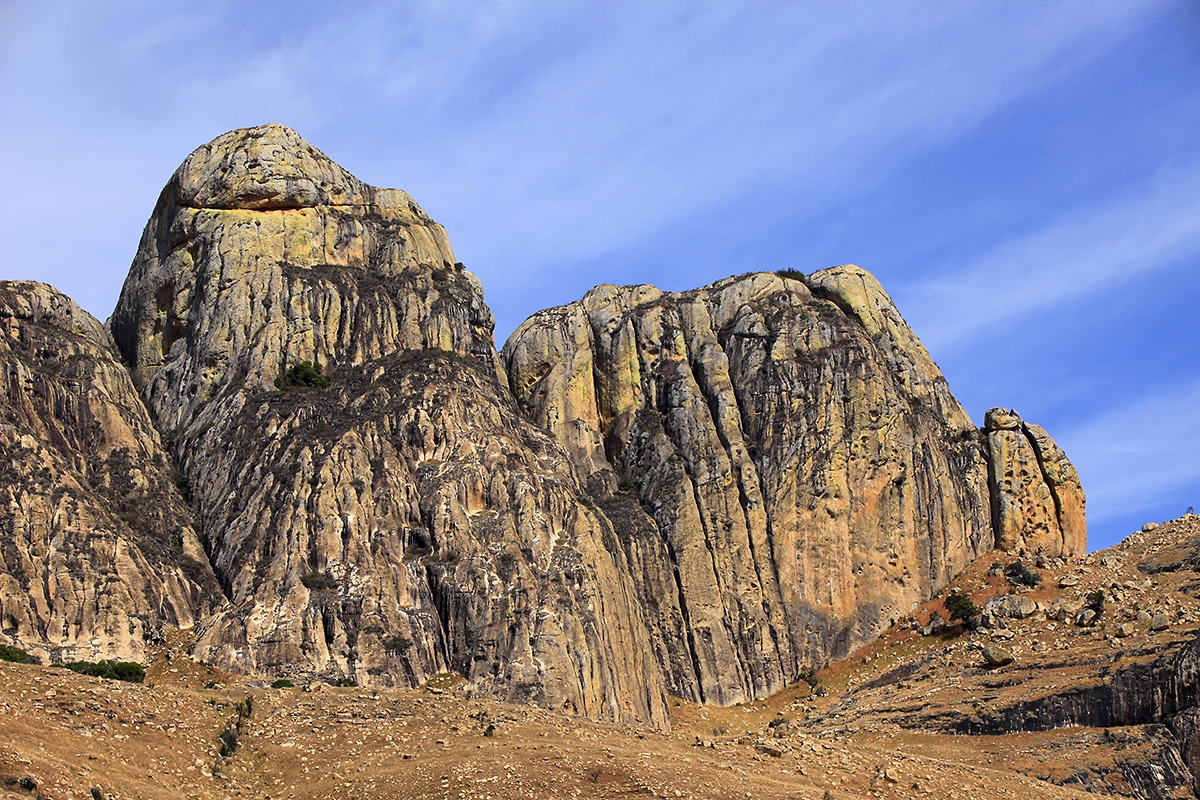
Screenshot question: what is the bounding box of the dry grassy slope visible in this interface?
[6,516,1200,800]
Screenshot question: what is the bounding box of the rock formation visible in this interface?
[108,124,667,727]
[0,281,220,664]
[502,267,997,704]
[0,123,1087,728]
[984,407,1085,558]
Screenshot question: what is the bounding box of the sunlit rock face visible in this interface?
[109,124,669,728]
[0,280,221,665]
[503,266,1003,704]
[0,122,1085,727]
[984,407,1086,558]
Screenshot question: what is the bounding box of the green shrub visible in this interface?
[276,361,332,390]
[300,571,338,592]
[59,660,145,683]
[1004,560,1041,588]
[1086,589,1106,615]
[218,725,239,757]
[776,268,805,281]
[382,635,412,654]
[333,677,356,687]
[270,678,294,689]
[431,267,450,282]
[798,664,820,687]
[0,644,38,664]
[945,591,979,624]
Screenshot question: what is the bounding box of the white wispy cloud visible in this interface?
[903,160,1200,353]
[1058,377,1200,526]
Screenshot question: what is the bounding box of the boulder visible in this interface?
[982,645,1014,666]
[984,594,1038,620]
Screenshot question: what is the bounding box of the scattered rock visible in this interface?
[982,646,1014,667]
[1115,623,1135,638]
[1151,613,1170,632]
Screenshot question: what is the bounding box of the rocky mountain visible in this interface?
[0,281,221,664]
[1,124,1084,729]
[502,265,1083,706]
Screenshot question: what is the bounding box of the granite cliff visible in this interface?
[0,281,221,664]
[0,124,1085,728]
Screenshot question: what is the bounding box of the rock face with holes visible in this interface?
[108,124,668,728]
[0,281,221,664]
[502,267,1001,704]
[0,123,1087,728]
[984,407,1085,558]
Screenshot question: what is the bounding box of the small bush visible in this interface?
[382,635,412,654]
[276,361,332,390]
[0,644,38,665]
[333,677,356,687]
[431,267,450,282]
[218,725,239,757]
[945,591,979,624]
[270,678,294,689]
[776,268,805,281]
[1086,589,1106,615]
[767,717,789,728]
[1004,560,1041,588]
[300,571,338,592]
[798,664,820,687]
[60,660,145,683]
[483,723,495,737]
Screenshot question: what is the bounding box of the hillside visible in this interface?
[4,515,1199,799]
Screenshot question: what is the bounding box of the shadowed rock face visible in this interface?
[502,269,998,704]
[0,281,221,664]
[108,124,668,728]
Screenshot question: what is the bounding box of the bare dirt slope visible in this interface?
[6,515,1200,800]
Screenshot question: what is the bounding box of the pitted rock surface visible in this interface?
[984,407,1085,558]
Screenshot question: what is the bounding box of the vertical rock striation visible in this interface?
[503,267,998,704]
[109,124,667,727]
[0,281,221,664]
[0,123,1087,724]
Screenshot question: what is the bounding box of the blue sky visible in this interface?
[1,1,1197,550]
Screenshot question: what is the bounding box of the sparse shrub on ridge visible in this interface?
[0,644,39,664]
[1004,560,1041,588]
[945,591,980,627]
[776,268,805,281]
[276,361,332,390]
[300,571,338,592]
[58,660,144,683]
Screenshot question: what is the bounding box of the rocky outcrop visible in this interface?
[0,122,1090,729]
[0,281,221,664]
[109,124,668,728]
[984,407,1085,558]
[502,267,997,704]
